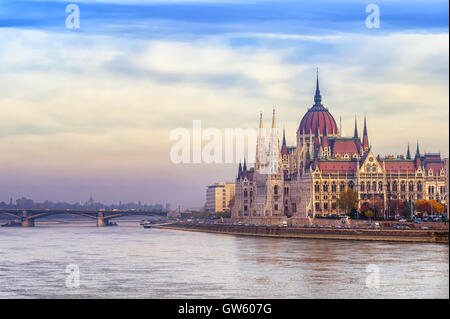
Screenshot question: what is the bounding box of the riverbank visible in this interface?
[153,223,449,243]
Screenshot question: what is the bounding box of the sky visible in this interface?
[0,0,448,208]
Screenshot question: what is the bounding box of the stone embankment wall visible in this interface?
[156,223,449,243]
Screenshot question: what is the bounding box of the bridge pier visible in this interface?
[21,219,35,227]
[21,210,35,227]
[97,217,109,227]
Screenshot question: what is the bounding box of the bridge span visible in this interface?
[0,209,167,227]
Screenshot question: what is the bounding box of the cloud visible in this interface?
[0,24,447,207]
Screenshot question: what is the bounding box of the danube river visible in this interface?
[0,220,448,298]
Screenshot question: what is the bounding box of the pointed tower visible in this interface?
[314,68,322,107]
[281,127,288,158]
[362,114,369,151]
[243,157,247,172]
[267,107,280,174]
[406,143,411,160]
[238,162,242,180]
[314,124,320,154]
[415,141,420,159]
[415,141,422,169]
[353,116,359,139]
[256,112,265,171]
[322,123,329,158]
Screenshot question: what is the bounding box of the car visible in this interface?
[325,224,332,228]
[317,224,324,228]
[310,224,316,228]
[335,225,342,228]
[303,224,309,228]
[399,219,407,222]
[265,224,271,227]
[344,225,351,229]
[421,226,429,230]
[281,221,288,227]
[353,225,359,229]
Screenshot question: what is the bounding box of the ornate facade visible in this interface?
[231,74,448,223]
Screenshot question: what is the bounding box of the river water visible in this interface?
[0,220,448,299]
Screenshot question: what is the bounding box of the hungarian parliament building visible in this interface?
[231,74,448,224]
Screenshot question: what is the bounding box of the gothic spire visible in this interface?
[238,162,242,179]
[362,113,369,150]
[415,141,420,159]
[243,157,247,171]
[282,127,286,146]
[314,68,322,106]
[322,122,329,149]
[354,115,359,139]
[271,107,276,128]
[406,143,411,160]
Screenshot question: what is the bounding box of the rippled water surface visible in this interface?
[0,221,448,298]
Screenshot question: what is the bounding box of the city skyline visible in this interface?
[0,0,448,208]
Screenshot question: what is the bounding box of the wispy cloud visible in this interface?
[0,1,448,207]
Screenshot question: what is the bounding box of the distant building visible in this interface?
[205,182,236,213]
[165,203,171,211]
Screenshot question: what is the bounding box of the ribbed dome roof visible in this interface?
[299,105,338,135]
[298,72,338,135]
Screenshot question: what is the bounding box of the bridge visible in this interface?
[0,209,167,227]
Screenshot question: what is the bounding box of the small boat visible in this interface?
[107,221,118,227]
[1,221,22,227]
[142,221,153,228]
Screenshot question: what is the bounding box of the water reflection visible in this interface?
[0,221,448,298]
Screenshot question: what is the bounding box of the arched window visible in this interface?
[348,181,354,190]
[409,181,414,192]
[274,185,279,195]
[360,183,365,192]
[401,181,406,192]
[417,181,422,192]
[315,182,320,192]
[372,181,377,192]
[366,181,371,192]
[392,181,398,192]
[244,189,248,197]
[323,182,328,192]
[340,182,345,192]
[332,182,337,193]
[379,182,383,192]
[387,182,390,192]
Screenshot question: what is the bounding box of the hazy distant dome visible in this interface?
[298,72,338,135]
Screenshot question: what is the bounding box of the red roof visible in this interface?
[332,139,359,155]
[425,162,444,176]
[384,161,415,173]
[318,161,357,174]
[298,105,338,135]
